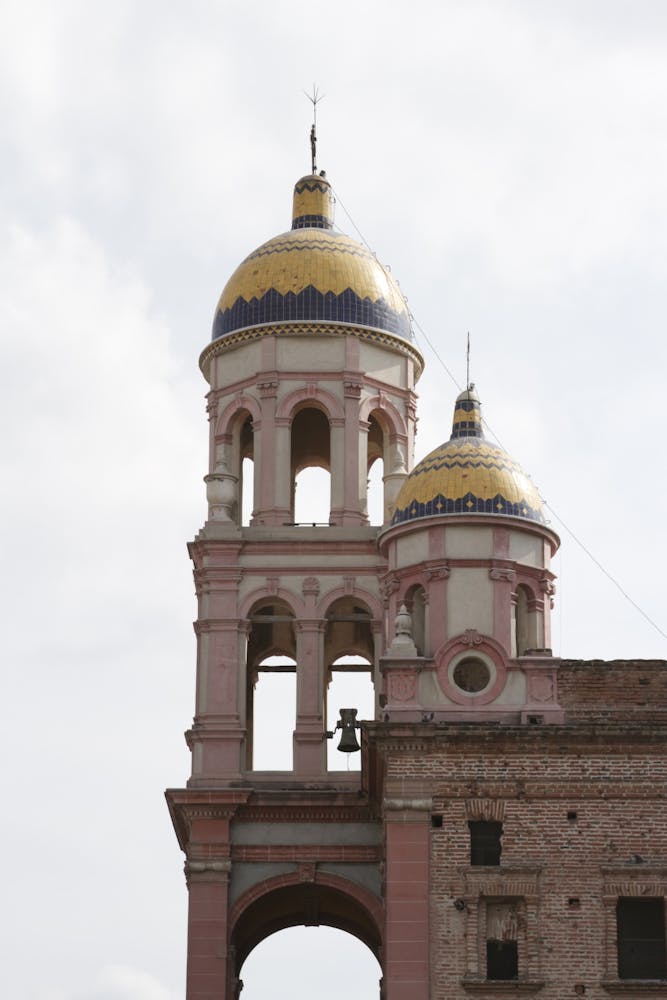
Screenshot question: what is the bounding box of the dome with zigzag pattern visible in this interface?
[392,386,545,525]
[212,173,412,342]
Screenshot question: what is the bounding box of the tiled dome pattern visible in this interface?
[392,388,545,525]
[212,174,412,342]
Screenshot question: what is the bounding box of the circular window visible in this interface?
[452,656,491,694]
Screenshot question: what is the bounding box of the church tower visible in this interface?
[167,155,565,999]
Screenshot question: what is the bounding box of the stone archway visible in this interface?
[230,876,384,988]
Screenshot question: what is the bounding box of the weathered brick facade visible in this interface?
[367,692,667,997]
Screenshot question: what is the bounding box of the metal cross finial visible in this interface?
[304,84,325,173]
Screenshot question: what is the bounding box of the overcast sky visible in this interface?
[3,2,667,998]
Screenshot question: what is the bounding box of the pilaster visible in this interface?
[294,619,327,774]
[383,792,432,1000]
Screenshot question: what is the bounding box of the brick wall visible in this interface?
[559,659,667,722]
[369,701,667,998]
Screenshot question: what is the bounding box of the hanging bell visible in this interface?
[336,708,361,753]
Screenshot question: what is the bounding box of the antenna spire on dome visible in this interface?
[304,84,325,174]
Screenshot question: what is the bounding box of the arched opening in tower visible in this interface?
[246,599,296,770]
[366,414,385,525]
[324,597,375,771]
[238,412,254,525]
[290,406,331,524]
[252,654,297,769]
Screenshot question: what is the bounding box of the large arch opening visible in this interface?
[290,406,331,524]
[239,925,383,998]
[232,882,383,998]
[246,599,296,770]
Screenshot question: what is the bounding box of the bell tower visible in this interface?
[167,151,564,999]
[167,162,423,998]
[379,384,561,726]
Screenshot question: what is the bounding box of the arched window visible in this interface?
[290,406,331,524]
[367,413,387,525]
[239,414,254,526]
[246,600,296,770]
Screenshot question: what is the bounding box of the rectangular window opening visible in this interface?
[617,897,666,980]
[469,820,502,866]
[486,939,518,980]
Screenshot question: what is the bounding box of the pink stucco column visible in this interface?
[384,796,431,1000]
[272,416,292,524]
[342,377,365,524]
[186,869,231,1000]
[489,563,516,653]
[293,619,326,774]
[188,544,245,780]
[254,376,279,524]
[329,416,347,525]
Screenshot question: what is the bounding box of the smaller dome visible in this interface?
[392,386,545,525]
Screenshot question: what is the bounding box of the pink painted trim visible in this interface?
[434,632,508,706]
[276,384,344,421]
[228,870,384,950]
[215,394,262,437]
[315,584,384,621]
[238,586,307,620]
[359,395,408,437]
[379,514,560,555]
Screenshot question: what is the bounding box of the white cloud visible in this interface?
[79,964,179,1000]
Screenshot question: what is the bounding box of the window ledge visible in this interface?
[601,981,667,994]
[461,978,544,993]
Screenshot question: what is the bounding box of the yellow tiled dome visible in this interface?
[392,387,545,525]
[212,174,412,341]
